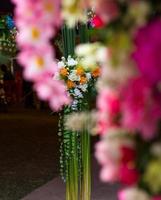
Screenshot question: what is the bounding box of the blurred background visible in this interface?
[0,2,60,200]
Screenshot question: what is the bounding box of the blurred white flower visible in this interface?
[118,187,150,200]
[86,73,92,80]
[58,61,65,69]
[62,0,87,27]
[75,43,107,70]
[67,57,78,66]
[65,111,97,133]
[97,48,136,89]
[65,112,89,131]
[73,99,79,105]
[68,70,80,81]
[79,84,88,92]
[71,99,79,110]
[74,88,83,98]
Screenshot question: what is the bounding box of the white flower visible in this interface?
[96,47,107,63]
[58,61,65,69]
[73,99,79,105]
[79,84,88,92]
[65,112,90,131]
[68,70,80,81]
[67,57,78,66]
[73,88,83,98]
[61,57,66,61]
[86,73,92,80]
[119,187,150,200]
[71,99,79,110]
[97,48,136,89]
[75,43,107,70]
[62,0,87,27]
[76,43,99,58]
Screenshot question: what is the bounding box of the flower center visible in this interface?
[44,2,54,13]
[31,28,40,40]
[36,57,44,69]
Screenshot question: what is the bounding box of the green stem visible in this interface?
[71,132,79,199]
[81,129,91,200]
[66,166,70,200]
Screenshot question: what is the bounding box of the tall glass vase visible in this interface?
[79,24,91,200]
[59,24,91,200]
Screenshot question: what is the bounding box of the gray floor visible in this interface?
[0,108,119,200]
[22,178,119,200]
[0,108,60,200]
[22,160,120,200]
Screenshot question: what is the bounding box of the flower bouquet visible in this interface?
[55,55,99,200]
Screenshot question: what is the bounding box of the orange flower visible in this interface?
[76,66,84,76]
[92,67,101,78]
[60,68,68,76]
[67,80,75,89]
[80,76,87,84]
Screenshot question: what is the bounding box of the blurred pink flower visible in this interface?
[119,163,139,185]
[118,187,150,200]
[18,47,56,81]
[17,23,54,48]
[91,15,105,28]
[12,0,68,112]
[13,0,61,48]
[133,18,161,85]
[95,140,120,166]
[12,0,61,27]
[37,0,62,27]
[100,164,119,182]
[92,0,119,24]
[95,140,119,182]
[97,88,120,113]
[95,130,135,183]
[34,78,70,111]
[119,146,139,185]
[152,197,161,200]
[120,146,136,164]
[97,88,120,134]
[121,76,161,140]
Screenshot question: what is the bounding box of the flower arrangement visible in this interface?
[11,0,161,199]
[56,55,99,200]
[56,56,100,109]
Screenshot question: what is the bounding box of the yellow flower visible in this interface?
[60,68,68,77]
[80,76,87,84]
[67,80,75,89]
[92,67,101,78]
[76,66,84,76]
